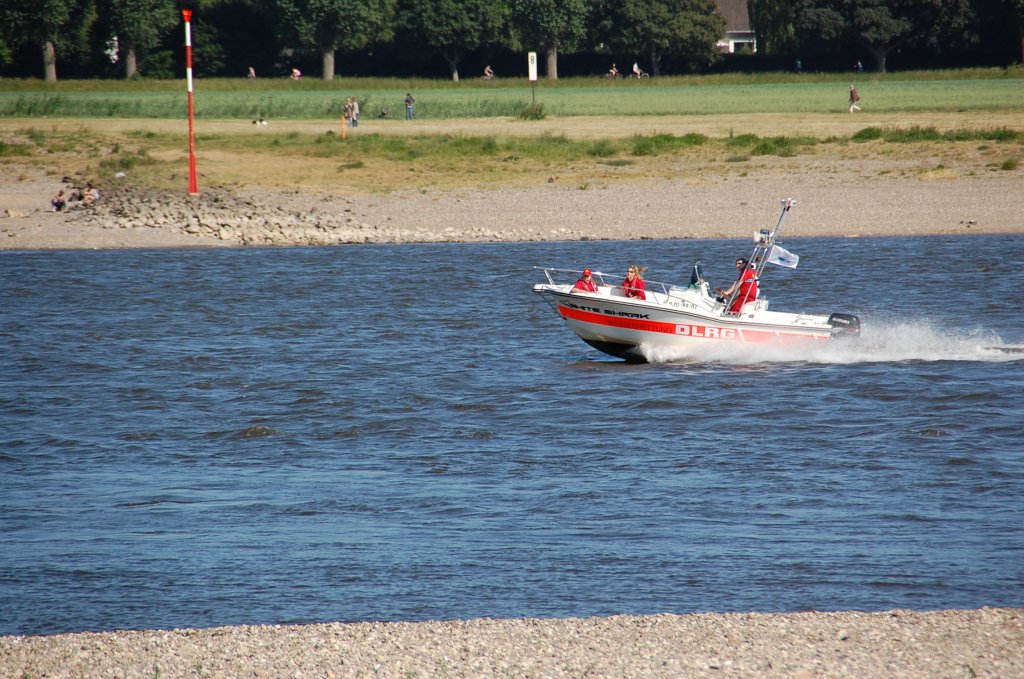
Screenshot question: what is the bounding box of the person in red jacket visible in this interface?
[573,268,599,292]
[716,257,758,313]
[622,264,647,300]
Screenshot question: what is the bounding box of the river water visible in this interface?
[2,234,1022,636]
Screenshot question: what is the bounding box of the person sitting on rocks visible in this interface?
[51,189,67,212]
[80,182,100,207]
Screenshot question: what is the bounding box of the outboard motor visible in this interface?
[828,312,861,337]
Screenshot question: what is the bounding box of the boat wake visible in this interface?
[643,321,1023,365]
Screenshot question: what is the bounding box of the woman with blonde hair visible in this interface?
[622,264,647,300]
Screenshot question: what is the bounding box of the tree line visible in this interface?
[1,0,1021,83]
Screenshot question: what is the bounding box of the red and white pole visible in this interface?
[182,9,199,195]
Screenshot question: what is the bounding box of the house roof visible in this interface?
[715,0,751,33]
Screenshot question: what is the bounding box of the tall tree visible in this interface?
[793,0,975,72]
[201,0,282,78]
[747,0,797,54]
[597,0,725,75]
[971,0,1024,65]
[276,0,396,80]
[396,0,509,81]
[1008,0,1024,63]
[103,0,178,78]
[0,0,95,80]
[511,0,588,79]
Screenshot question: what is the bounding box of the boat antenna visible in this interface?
[752,198,795,280]
[722,200,796,313]
[771,198,795,239]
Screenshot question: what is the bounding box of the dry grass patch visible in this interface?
[0,112,1020,196]
[917,166,961,180]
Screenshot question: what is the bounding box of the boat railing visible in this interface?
[534,267,684,299]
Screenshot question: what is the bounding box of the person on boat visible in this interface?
[716,257,758,313]
[622,264,647,300]
[573,268,599,292]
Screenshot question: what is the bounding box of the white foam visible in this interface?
[642,321,1021,365]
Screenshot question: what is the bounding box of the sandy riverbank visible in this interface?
[2,607,1021,678]
[2,157,1021,251]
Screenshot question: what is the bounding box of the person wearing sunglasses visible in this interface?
[622,264,647,300]
[716,257,758,313]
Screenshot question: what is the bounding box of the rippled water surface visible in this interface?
[2,235,1022,635]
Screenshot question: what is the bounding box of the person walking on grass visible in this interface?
[405,93,415,120]
[849,84,861,113]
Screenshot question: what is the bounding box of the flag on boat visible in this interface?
[767,244,799,268]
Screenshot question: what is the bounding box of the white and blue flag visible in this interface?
[767,244,799,269]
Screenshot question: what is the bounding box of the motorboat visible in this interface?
[532,199,860,362]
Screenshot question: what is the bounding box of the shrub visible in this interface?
[0,140,32,156]
[751,136,801,157]
[519,103,545,120]
[725,133,759,147]
[629,133,706,156]
[631,136,658,156]
[979,128,1020,142]
[885,126,943,142]
[587,140,617,157]
[852,127,883,141]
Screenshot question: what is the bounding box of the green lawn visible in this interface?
[2,68,1023,120]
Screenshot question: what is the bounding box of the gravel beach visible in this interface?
[2,157,1022,250]
[3,608,1022,678]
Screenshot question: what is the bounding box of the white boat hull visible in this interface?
[533,282,858,362]
[533,201,861,361]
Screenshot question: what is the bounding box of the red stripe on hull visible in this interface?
[557,304,828,344]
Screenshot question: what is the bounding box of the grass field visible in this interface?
[2,68,1024,119]
[1,69,1022,194]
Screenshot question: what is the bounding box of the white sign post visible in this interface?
[527,51,537,103]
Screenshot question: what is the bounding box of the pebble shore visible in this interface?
[2,161,1023,250]
[3,608,1021,678]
